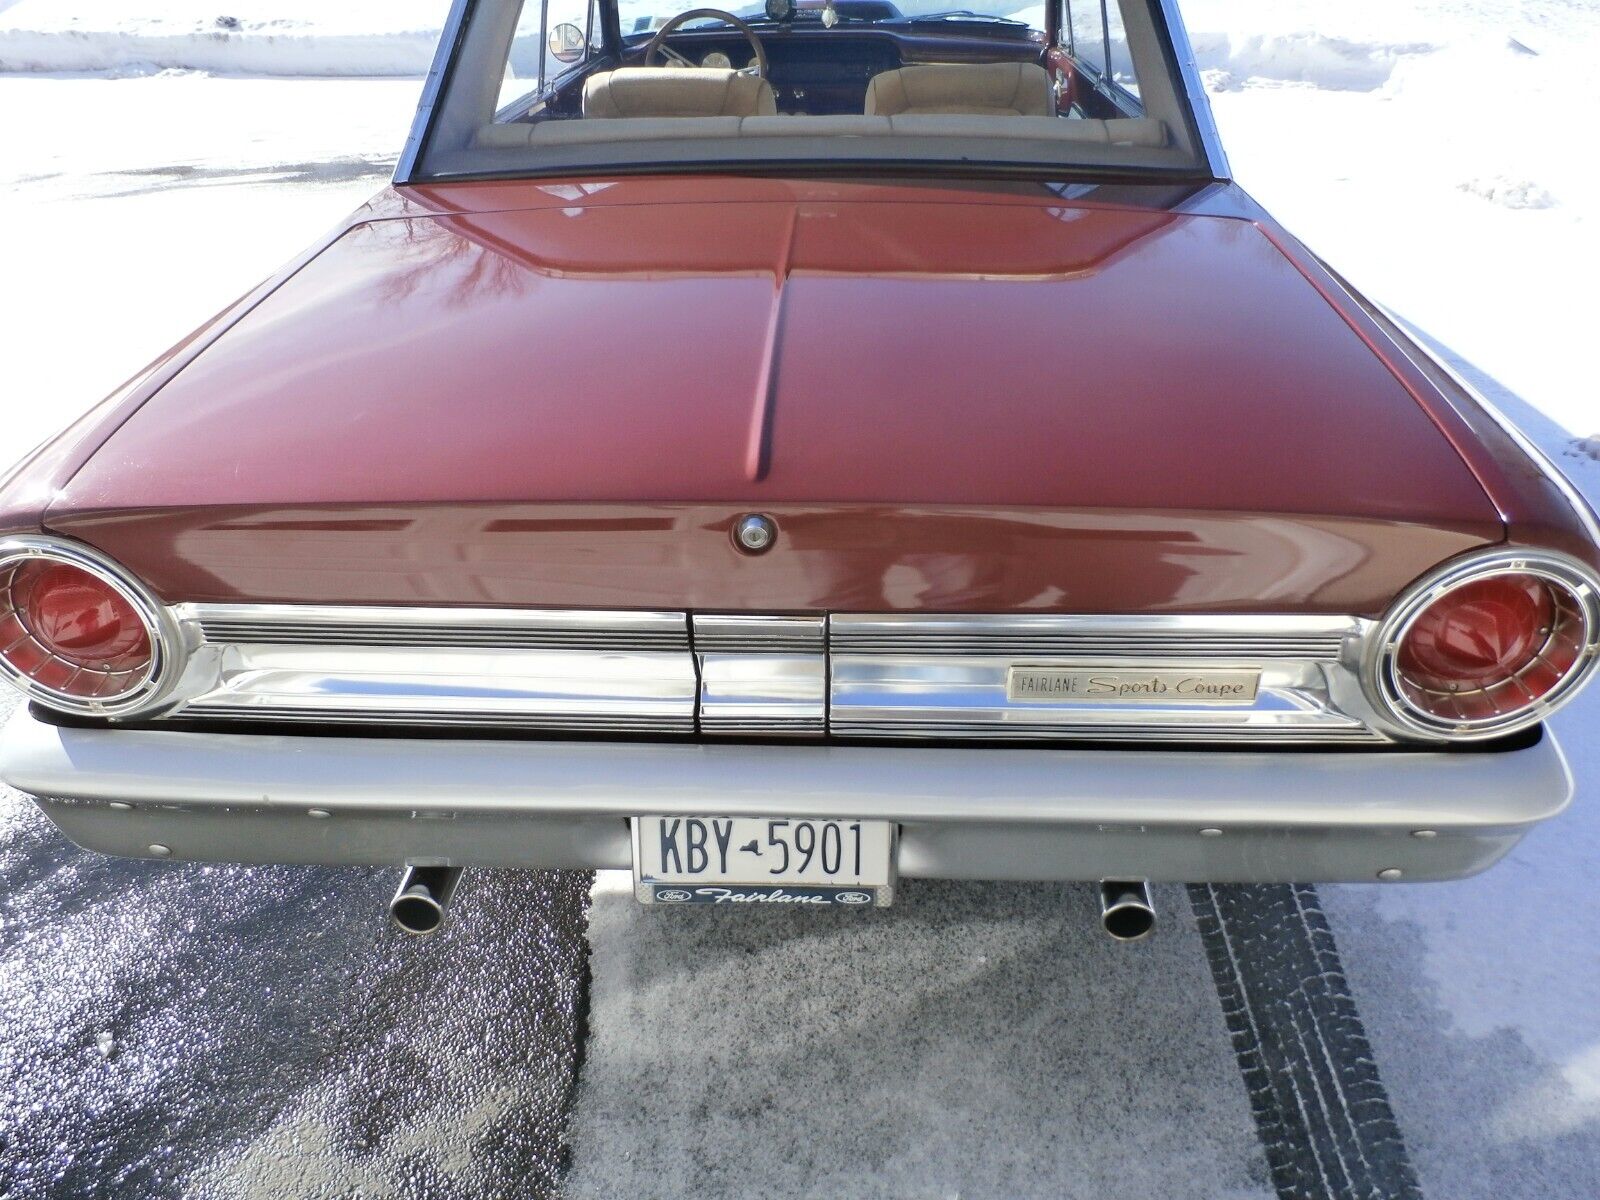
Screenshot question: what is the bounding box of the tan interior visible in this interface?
[582,67,777,118]
[862,63,1055,117]
[467,56,1167,161]
[425,0,1204,177]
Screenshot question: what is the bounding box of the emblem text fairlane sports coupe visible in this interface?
[2,0,1597,937]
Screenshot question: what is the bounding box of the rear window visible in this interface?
[417,0,1204,180]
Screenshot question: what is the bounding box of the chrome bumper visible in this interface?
[0,708,1572,883]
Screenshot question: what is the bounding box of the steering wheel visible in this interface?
[644,8,769,79]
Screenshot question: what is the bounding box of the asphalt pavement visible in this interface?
[0,694,591,1198]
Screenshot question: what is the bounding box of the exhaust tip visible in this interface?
[391,890,447,935]
[388,866,463,936]
[1100,880,1156,942]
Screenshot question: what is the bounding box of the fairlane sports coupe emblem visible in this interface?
[1007,667,1262,705]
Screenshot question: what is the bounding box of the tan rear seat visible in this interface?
[863,63,1055,117]
[582,68,776,119]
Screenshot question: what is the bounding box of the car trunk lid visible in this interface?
[45,186,1501,613]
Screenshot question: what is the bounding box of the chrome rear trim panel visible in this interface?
[693,615,826,736]
[827,614,1384,743]
[828,613,1354,658]
[175,606,697,733]
[189,604,689,650]
[156,605,1392,743]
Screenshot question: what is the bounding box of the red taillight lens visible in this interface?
[0,558,154,701]
[1392,570,1588,726]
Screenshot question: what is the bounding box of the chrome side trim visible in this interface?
[1154,0,1232,181]
[693,614,826,736]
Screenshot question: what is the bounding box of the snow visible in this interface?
[0,73,422,457]
[0,1,450,75]
[569,877,1270,1199]
[3,0,1600,1194]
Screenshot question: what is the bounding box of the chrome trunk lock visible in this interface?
[733,514,777,554]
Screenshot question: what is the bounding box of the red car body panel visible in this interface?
[49,501,1488,615]
[52,190,1493,516]
[4,176,1588,614]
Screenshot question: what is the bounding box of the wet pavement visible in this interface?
[0,701,591,1199]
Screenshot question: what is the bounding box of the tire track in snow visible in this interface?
[1191,883,1422,1200]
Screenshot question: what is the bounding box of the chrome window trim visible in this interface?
[1366,549,1600,741]
[1153,0,1231,180]
[393,0,477,186]
[402,0,1224,185]
[0,537,181,719]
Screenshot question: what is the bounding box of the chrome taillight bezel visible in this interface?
[0,536,181,718]
[1368,548,1600,741]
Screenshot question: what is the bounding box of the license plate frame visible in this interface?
[631,816,896,907]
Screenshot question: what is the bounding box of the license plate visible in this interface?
[632,816,895,907]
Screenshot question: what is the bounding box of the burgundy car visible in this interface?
[1,0,1595,939]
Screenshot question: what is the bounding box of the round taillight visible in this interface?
[1374,552,1600,738]
[0,540,168,715]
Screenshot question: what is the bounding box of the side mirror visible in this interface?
[548,23,587,64]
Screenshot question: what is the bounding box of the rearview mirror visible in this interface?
[548,23,586,64]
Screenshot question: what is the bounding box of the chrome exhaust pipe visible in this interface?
[1100,880,1156,942]
[389,866,463,935]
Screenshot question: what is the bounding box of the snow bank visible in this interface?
[0,1,447,76]
[1183,0,1596,93]
[1190,31,1431,91]
[3,0,1586,82]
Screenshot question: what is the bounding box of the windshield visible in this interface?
[416,0,1205,182]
